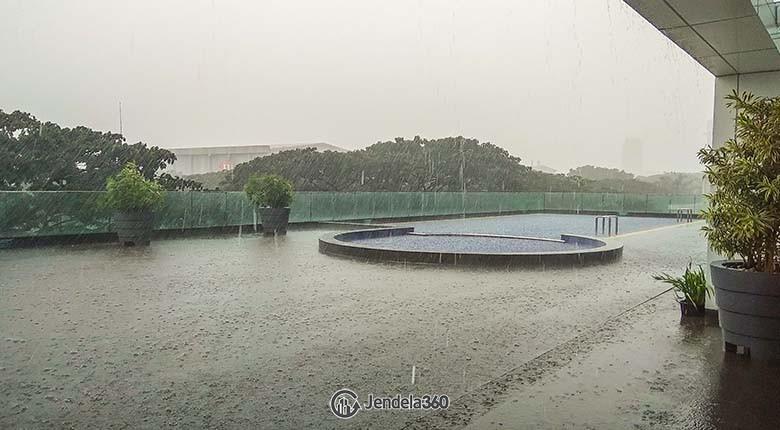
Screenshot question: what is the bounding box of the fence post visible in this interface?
[224,192,228,226]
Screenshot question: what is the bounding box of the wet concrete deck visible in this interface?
[1,221,776,428]
[410,295,780,430]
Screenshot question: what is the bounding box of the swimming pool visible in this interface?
[319,214,681,267]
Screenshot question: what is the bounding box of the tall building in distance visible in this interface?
[621,138,644,176]
[532,161,557,174]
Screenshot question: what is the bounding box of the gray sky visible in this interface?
[1,0,714,174]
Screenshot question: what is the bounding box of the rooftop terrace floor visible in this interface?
[1,220,778,429]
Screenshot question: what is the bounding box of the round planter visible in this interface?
[113,210,154,246]
[259,207,290,235]
[711,260,780,360]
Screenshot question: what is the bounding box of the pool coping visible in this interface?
[319,226,623,268]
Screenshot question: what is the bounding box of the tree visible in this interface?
[699,91,780,273]
[0,109,201,191]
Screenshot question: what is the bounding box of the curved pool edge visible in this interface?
[318,227,623,268]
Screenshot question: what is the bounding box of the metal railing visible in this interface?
[676,208,694,223]
[594,215,619,236]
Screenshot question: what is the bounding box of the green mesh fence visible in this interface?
[0,192,112,238]
[0,191,706,238]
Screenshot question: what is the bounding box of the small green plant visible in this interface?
[698,91,780,273]
[244,174,294,208]
[103,162,165,211]
[653,263,712,309]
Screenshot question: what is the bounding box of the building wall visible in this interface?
[712,71,780,150]
[163,147,273,176]
[621,138,644,175]
[162,143,343,176]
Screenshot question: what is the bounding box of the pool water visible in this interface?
[352,234,583,253]
[399,213,677,238]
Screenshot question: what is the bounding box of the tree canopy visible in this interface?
[0,109,201,191]
[222,136,698,193]
[699,91,780,272]
[226,137,531,192]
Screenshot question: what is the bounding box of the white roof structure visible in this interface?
[624,0,780,76]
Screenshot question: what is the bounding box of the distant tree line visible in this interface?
[0,109,201,191]
[1,108,701,195]
[567,165,703,194]
[568,165,635,181]
[218,136,701,194]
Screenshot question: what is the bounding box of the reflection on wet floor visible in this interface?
[456,298,780,430]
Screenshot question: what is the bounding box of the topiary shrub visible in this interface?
[244,174,294,208]
[698,91,780,273]
[103,162,165,211]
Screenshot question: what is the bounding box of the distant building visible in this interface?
[621,138,644,175]
[532,161,557,174]
[163,142,345,176]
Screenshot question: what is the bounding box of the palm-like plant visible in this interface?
[653,263,711,309]
[698,91,780,273]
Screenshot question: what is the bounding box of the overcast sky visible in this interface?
[1,0,714,174]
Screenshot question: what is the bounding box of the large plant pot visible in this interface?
[259,207,290,235]
[113,210,154,246]
[711,260,780,360]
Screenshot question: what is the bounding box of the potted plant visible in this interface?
[244,174,294,235]
[698,91,780,359]
[653,263,711,317]
[103,162,164,246]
